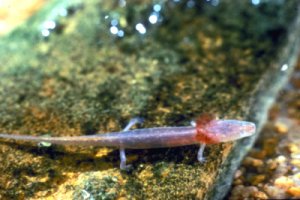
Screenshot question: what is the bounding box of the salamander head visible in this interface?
[195,114,256,144]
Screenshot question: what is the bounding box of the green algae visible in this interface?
[0,0,299,199]
[74,175,120,200]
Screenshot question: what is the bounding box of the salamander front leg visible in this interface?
[119,117,144,170]
[197,144,206,163]
[190,121,206,163]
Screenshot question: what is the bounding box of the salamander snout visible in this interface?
[217,120,256,142]
[240,121,256,137]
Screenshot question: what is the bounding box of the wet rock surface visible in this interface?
[228,53,300,200]
[0,0,300,199]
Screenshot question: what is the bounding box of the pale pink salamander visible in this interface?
[0,114,256,170]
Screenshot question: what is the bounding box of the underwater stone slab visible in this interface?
[0,0,300,199]
[211,7,300,200]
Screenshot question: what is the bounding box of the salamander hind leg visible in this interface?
[120,148,131,170]
[119,117,144,170]
[122,117,144,132]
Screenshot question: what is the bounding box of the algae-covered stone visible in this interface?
[0,0,300,199]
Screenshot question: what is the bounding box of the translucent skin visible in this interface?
[195,114,256,144]
[0,115,256,170]
[0,115,256,148]
[0,127,197,149]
